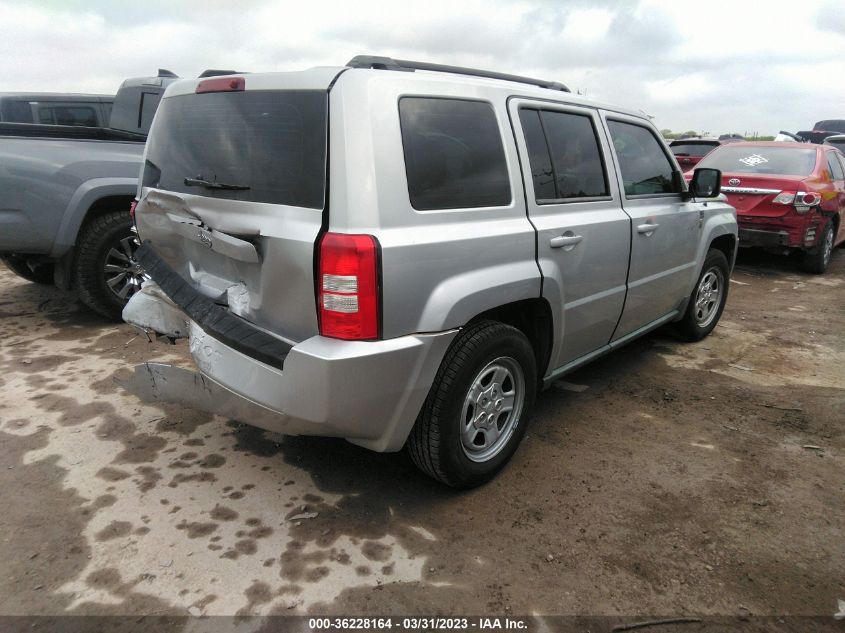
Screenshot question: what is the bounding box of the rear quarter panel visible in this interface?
[0,137,142,255]
[328,72,541,339]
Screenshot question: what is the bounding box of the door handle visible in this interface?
[550,234,583,248]
[637,222,660,234]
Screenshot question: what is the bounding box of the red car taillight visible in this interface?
[773,191,822,214]
[129,200,137,221]
[318,232,380,340]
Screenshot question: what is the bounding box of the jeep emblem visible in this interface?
[728,178,740,186]
[197,228,213,248]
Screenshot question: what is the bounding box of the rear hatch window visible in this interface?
[142,90,327,209]
[698,146,817,176]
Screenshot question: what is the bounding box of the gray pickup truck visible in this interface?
[0,71,177,318]
[0,93,114,127]
[122,57,738,487]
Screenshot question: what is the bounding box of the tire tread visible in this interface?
[408,320,523,487]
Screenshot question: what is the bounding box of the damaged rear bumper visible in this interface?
[121,286,457,452]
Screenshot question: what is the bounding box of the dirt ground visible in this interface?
[0,248,843,624]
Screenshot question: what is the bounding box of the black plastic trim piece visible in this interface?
[135,242,292,370]
[346,55,570,93]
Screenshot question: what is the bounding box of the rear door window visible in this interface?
[142,90,327,209]
[0,99,34,123]
[519,108,608,201]
[607,120,679,196]
[399,97,511,210]
[37,105,99,126]
[827,153,844,181]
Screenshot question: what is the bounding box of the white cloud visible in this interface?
[1,0,843,134]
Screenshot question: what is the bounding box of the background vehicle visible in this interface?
[122,57,737,487]
[670,137,722,170]
[0,93,114,127]
[824,134,845,152]
[696,141,845,273]
[0,70,177,319]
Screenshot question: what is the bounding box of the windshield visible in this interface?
[142,90,327,209]
[671,142,718,157]
[697,146,817,176]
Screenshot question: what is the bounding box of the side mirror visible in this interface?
[689,168,721,199]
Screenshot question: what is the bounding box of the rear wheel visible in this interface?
[1,255,54,285]
[674,248,730,341]
[802,221,834,274]
[407,321,537,488]
[74,210,146,320]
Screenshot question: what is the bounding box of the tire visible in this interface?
[73,210,144,320]
[1,255,54,285]
[407,320,537,488]
[801,220,834,274]
[674,248,730,342]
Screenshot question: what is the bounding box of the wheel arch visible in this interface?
[49,179,137,259]
[466,298,554,389]
[709,233,737,271]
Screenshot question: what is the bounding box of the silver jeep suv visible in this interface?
[123,56,737,487]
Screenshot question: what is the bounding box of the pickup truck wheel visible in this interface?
[802,221,834,274]
[1,255,54,285]
[74,210,144,320]
[674,248,730,342]
[408,320,536,488]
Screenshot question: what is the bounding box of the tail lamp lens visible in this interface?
[318,233,379,340]
[772,191,796,205]
[129,200,138,221]
[798,192,821,206]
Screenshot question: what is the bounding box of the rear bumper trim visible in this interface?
[738,228,792,247]
[135,241,292,370]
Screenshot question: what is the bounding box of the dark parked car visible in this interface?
[694,141,845,273]
[669,137,722,170]
[823,134,845,153]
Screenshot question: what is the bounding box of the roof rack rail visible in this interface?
[346,55,570,93]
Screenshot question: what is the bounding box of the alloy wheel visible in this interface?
[460,356,525,462]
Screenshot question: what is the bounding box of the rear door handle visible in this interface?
[637,223,660,234]
[550,234,583,248]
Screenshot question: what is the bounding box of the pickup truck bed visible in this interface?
[0,71,175,319]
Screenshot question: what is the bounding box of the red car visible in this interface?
[692,141,845,273]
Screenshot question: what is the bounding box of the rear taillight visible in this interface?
[129,200,137,221]
[318,233,380,340]
[772,191,796,205]
[772,190,821,214]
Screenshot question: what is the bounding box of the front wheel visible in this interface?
[407,321,537,488]
[674,249,730,341]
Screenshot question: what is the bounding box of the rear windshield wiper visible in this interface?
[184,176,250,191]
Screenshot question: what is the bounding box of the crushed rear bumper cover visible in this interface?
[135,241,292,370]
[120,276,457,452]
